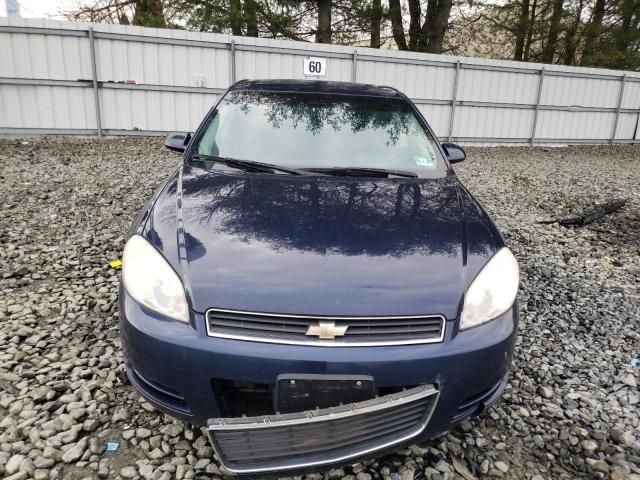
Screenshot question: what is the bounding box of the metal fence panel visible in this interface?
[621,81,640,110]
[415,104,450,136]
[536,110,616,140]
[95,36,230,87]
[0,30,91,80]
[541,75,621,108]
[615,113,639,139]
[458,69,539,105]
[1,17,639,145]
[358,61,455,100]
[454,106,533,139]
[0,84,95,129]
[100,89,219,131]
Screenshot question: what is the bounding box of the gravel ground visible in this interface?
[0,137,638,480]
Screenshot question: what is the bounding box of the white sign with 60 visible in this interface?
[303,57,327,77]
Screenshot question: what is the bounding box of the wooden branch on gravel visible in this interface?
[539,199,627,226]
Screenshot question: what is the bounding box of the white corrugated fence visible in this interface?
[1,17,639,145]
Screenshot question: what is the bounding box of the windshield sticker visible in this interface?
[414,155,435,167]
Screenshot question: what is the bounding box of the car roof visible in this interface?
[229,79,404,99]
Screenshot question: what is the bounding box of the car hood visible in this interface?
[143,164,503,319]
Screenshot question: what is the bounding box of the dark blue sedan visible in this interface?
[119,80,519,475]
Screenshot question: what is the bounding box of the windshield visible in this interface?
[191,90,447,178]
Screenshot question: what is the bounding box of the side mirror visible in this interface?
[441,143,466,164]
[165,132,191,152]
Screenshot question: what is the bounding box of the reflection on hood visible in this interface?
[181,166,478,258]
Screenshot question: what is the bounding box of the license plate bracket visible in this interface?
[275,374,375,414]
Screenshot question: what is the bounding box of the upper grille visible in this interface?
[205,308,446,346]
[208,384,438,473]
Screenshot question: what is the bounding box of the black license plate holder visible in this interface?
[275,374,375,414]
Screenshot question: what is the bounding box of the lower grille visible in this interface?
[207,384,438,473]
[206,308,446,346]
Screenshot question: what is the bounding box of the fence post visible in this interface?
[352,49,358,82]
[230,39,236,84]
[88,27,102,138]
[531,67,545,146]
[447,60,461,142]
[611,74,626,144]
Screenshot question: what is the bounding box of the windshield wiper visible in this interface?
[191,154,303,175]
[302,167,418,178]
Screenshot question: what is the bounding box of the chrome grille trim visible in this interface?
[207,384,439,474]
[205,308,446,346]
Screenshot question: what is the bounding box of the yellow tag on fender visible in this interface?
[109,259,122,268]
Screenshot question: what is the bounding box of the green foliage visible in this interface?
[132,0,167,27]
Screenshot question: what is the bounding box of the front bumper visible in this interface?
[120,287,517,471]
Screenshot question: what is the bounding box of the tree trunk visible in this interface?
[541,0,564,63]
[370,0,382,48]
[408,0,422,50]
[420,0,453,53]
[514,0,530,60]
[244,0,258,37]
[524,0,537,60]
[229,0,243,36]
[581,0,605,65]
[616,0,635,56]
[316,0,332,43]
[562,0,584,65]
[388,0,408,50]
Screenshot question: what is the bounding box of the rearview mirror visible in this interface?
[165,132,191,152]
[441,143,466,164]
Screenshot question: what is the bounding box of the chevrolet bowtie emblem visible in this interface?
[305,320,348,339]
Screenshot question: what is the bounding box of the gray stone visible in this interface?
[160,424,183,437]
[621,374,637,388]
[34,457,55,469]
[120,466,137,478]
[42,447,62,461]
[459,420,473,432]
[62,439,88,463]
[5,472,28,480]
[538,386,554,399]
[34,470,50,480]
[148,448,165,460]
[434,459,452,473]
[611,469,631,480]
[139,464,155,479]
[611,428,635,446]
[5,455,24,475]
[589,460,610,474]
[18,457,34,475]
[475,437,489,448]
[451,455,477,480]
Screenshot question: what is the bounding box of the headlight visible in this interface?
[460,247,519,330]
[122,235,189,323]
